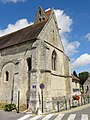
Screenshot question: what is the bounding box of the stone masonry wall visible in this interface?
[0,41,34,105]
[31,15,72,112]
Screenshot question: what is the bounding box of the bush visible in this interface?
[3,103,16,111]
[0,103,7,110]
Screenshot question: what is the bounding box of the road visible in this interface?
[19,105,90,120]
[0,104,90,120]
[19,112,89,120]
[0,110,25,120]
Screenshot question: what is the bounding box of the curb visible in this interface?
[23,103,90,116]
[58,103,90,114]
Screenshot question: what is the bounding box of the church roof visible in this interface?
[45,9,52,17]
[0,20,47,50]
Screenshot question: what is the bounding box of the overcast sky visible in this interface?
[0,0,90,73]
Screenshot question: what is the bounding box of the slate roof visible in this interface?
[0,20,48,50]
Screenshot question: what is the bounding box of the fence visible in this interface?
[52,96,70,112]
[52,95,90,112]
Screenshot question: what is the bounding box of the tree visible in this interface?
[73,71,78,77]
[78,71,89,85]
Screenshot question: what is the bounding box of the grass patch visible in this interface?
[0,103,7,110]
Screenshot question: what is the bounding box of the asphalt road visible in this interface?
[0,104,90,120]
[65,106,90,120]
[0,110,26,120]
[60,107,90,120]
[26,104,90,120]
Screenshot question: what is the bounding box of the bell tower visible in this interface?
[35,6,48,23]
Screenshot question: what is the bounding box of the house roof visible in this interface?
[84,76,90,85]
[0,20,47,50]
[72,74,80,81]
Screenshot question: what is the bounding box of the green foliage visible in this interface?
[78,71,89,85]
[3,103,16,111]
[73,71,78,77]
[0,103,7,110]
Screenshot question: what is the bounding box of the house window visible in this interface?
[27,58,32,71]
[52,50,57,71]
[75,82,77,87]
[5,71,9,81]
[86,86,89,92]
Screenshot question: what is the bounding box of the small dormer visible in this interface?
[35,6,49,23]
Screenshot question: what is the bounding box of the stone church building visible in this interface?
[0,7,72,112]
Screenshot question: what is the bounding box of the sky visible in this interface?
[0,0,90,74]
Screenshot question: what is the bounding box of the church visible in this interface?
[0,6,72,112]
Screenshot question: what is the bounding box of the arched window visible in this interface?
[6,71,9,81]
[52,50,57,71]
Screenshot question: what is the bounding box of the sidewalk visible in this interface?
[24,103,90,116]
[60,103,90,114]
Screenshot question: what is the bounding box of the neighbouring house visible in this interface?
[83,74,90,95]
[72,74,81,96]
[0,6,72,113]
